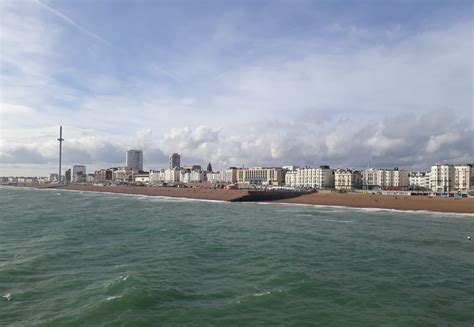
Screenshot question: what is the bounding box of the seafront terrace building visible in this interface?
[180,169,207,183]
[94,169,113,182]
[207,172,221,183]
[362,168,409,190]
[164,168,181,183]
[362,168,385,189]
[409,172,430,190]
[235,167,286,186]
[113,167,133,182]
[384,168,409,189]
[134,173,150,183]
[285,166,334,188]
[334,169,362,190]
[454,164,474,192]
[222,167,238,183]
[430,164,455,193]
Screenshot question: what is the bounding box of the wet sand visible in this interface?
[276,192,474,214]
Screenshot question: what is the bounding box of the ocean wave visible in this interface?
[323,219,358,223]
[106,295,123,301]
[273,202,474,217]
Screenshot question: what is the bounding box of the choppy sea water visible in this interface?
[0,186,473,326]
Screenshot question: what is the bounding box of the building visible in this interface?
[430,164,455,193]
[113,167,133,182]
[65,169,71,183]
[134,173,150,183]
[234,167,286,186]
[126,149,144,173]
[409,172,430,190]
[222,167,238,183]
[164,168,181,182]
[169,153,181,169]
[86,174,95,183]
[94,169,113,182]
[454,164,474,192]
[362,168,385,189]
[72,165,86,182]
[285,170,297,187]
[207,172,222,183]
[49,173,59,183]
[384,168,409,189]
[285,166,333,188]
[207,162,213,172]
[150,169,166,183]
[180,167,207,183]
[334,169,362,190]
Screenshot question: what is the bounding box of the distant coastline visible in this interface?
[6,184,473,214]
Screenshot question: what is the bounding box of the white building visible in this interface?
[207,172,222,183]
[454,164,473,192]
[285,170,297,187]
[72,165,86,182]
[409,172,431,190]
[134,173,150,183]
[113,167,133,182]
[169,153,181,169]
[126,149,143,173]
[362,168,409,189]
[430,164,455,193]
[222,167,238,183]
[384,168,409,189]
[362,168,385,189]
[164,168,181,183]
[334,169,362,190]
[180,169,208,183]
[149,169,166,183]
[285,166,333,188]
[235,167,286,186]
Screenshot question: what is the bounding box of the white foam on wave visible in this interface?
[51,188,229,205]
[106,295,123,301]
[323,219,357,223]
[274,201,474,217]
[253,291,271,297]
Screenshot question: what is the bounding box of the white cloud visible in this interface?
[0,1,472,176]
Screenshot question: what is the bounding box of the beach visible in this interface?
[276,191,474,214]
[49,184,248,201]
[25,184,474,214]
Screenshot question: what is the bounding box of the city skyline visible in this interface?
[1,0,473,176]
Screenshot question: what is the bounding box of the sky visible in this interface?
[0,0,473,176]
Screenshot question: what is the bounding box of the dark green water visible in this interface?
[0,187,473,326]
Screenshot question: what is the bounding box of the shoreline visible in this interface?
[275,192,474,214]
[3,184,473,214]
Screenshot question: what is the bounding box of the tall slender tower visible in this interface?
[57,126,64,183]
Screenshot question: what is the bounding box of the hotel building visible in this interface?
[285,166,334,188]
[430,164,455,193]
[409,172,430,190]
[334,169,362,190]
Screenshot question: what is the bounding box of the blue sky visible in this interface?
[0,0,472,176]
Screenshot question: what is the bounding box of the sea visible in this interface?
[0,186,473,326]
